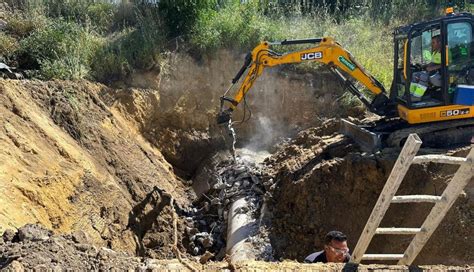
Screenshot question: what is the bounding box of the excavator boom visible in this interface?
[217,37,395,124]
[217,31,474,150]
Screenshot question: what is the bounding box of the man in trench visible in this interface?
[304,230,350,263]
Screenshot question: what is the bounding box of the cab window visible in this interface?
[395,26,442,106]
[448,22,472,66]
[395,39,406,99]
[410,27,441,69]
[447,22,474,89]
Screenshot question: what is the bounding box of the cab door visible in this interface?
[446,20,474,105]
[395,25,446,109]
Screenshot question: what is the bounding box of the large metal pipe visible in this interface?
[226,196,257,263]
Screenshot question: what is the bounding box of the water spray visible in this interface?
[227,120,237,161]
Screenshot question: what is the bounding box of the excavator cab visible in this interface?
[391,11,474,124]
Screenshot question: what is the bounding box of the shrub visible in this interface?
[91,11,166,83]
[13,0,118,33]
[40,54,88,80]
[90,45,129,83]
[158,0,215,38]
[122,10,165,70]
[40,0,92,22]
[0,33,19,60]
[5,11,47,37]
[191,2,279,52]
[321,18,394,88]
[113,2,138,30]
[86,2,116,33]
[20,19,101,79]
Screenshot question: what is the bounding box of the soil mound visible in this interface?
[0,224,208,271]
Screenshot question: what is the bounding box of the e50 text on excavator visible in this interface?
[217,8,474,150]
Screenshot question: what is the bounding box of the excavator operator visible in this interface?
[427,34,442,71]
[410,34,443,100]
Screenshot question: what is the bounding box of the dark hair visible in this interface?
[324,231,347,245]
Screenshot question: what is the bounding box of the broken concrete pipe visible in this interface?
[226,195,257,262]
[191,149,265,263]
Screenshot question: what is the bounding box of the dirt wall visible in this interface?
[118,51,358,176]
[0,80,190,258]
[263,123,473,265]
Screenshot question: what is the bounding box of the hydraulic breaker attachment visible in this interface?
[217,96,238,125]
[217,109,232,124]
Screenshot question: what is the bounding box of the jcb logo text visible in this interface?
[301,52,323,60]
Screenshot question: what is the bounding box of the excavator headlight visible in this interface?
[445,7,454,15]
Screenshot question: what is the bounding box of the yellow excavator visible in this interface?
[217,8,474,150]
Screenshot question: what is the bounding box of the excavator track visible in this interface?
[341,118,474,151]
[386,119,474,148]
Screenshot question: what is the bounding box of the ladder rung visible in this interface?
[391,195,444,203]
[412,155,470,165]
[362,254,404,260]
[376,227,423,235]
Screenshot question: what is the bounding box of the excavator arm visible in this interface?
[217,37,395,124]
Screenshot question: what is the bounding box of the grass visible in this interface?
[1,1,166,81]
[91,8,166,83]
[0,0,454,86]
[191,2,279,52]
[191,4,394,89]
[4,11,48,38]
[323,18,394,88]
[19,19,102,80]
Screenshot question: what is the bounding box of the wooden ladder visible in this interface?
[350,134,474,265]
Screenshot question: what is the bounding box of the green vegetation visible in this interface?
[4,11,47,37]
[0,32,18,59]
[191,2,277,51]
[90,7,166,83]
[20,19,101,80]
[0,0,472,84]
[158,0,216,38]
[325,18,394,87]
[191,3,394,86]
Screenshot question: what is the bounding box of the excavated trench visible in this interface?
[185,121,473,266]
[151,52,473,265]
[142,52,473,265]
[0,51,473,270]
